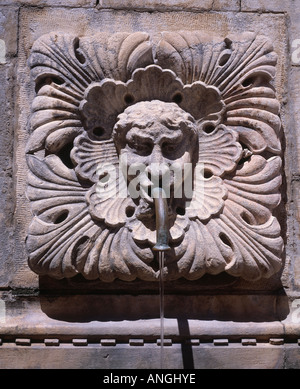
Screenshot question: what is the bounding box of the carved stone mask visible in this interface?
[25,31,284,282]
[112,101,198,220]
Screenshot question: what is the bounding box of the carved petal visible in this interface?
[79,66,184,134]
[224,155,282,224]
[198,124,243,176]
[87,180,133,228]
[79,65,226,134]
[77,31,153,82]
[26,83,83,154]
[187,174,227,221]
[71,134,119,182]
[82,227,157,281]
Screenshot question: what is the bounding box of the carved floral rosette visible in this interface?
[25,31,284,282]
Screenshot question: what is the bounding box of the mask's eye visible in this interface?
[162,141,181,157]
[127,138,153,156]
[138,142,153,155]
[163,143,177,153]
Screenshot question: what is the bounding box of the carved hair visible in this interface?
[112,100,197,149]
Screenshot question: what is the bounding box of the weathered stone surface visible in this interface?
[0,0,93,6]
[285,66,300,288]
[0,0,299,370]
[291,181,300,288]
[0,292,289,332]
[0,342,293,369]
[24,29,284,283]
[241,0,288,12]
[0,7,18,58]
[289,9,300,60]
[44,338,60,346]
[96,0,240,11]
[284,344,300,369]
[10,7,287,287]
[0,7,18,287]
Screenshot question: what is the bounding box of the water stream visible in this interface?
[159,251,165,369]
[152,186,169,369]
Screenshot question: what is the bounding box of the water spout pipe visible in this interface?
[152,187,171,252]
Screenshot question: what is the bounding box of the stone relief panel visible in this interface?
[25,31,284,282]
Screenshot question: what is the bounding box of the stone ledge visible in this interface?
[0,292,290,325]
[0,0,94,6]
[0,316,287,342]
[0,342,299,368]
[0,0,240,11]
[1,338,299,346]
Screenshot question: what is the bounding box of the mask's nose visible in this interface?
[145,160,170,189]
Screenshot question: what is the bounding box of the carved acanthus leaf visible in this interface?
[198,124,243,176]
[156,31,281,154]
[71,134,119,183]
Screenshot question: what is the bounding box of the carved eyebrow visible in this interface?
[126,133,152,143]
[125,133,154,150]
[160,132,183,144]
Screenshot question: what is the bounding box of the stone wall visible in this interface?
[0,0,299,369]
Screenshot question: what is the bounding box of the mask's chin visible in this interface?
[135,197,155,220]
[134,187,183,230]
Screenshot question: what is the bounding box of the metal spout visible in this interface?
[152,187,171,252]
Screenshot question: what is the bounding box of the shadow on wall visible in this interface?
[39,273,289,323]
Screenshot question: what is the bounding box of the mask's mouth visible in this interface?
[152,187,171,252]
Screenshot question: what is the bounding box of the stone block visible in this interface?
[213,339,229,346]
[96,0,240,11]
[269,338,284,345]
[0,342,289,369]
[129,339,144,346]
[157,339,172,346]
[241,339,257,346]
[15,338,31,346]
[0,7,19,58]
[289,9,300,57]
[284,344,300,369]
[72,339,88,346]
[291,180,300,288]
[44,339,60,346]
[0,0,93,6]
[0,7,19,288]
[101,339,116,346]
[241,0,288,12]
